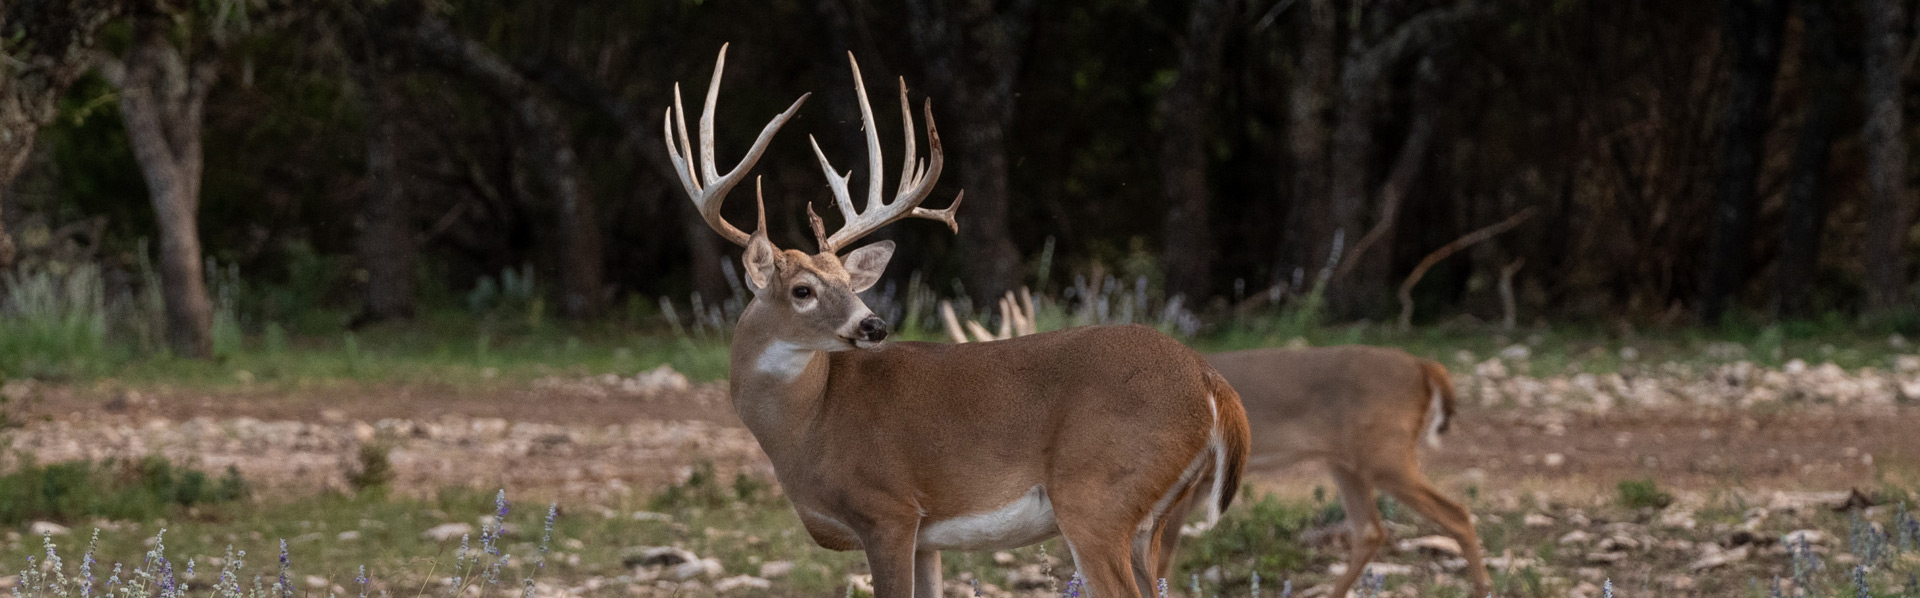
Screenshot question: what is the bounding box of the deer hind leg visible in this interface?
[1376,469,1491,597]
[1150,492,1196,585]
[913,549,942,598]
[1051,494,1146,598]
[1327,467,1386,598]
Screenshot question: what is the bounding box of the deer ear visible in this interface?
[842,241,894,292]
[742,235,780,293]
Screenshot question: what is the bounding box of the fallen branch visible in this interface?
[1398,207,1538,329]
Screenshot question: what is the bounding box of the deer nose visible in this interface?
[858,316,888,342]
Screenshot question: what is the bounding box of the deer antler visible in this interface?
[808,52,962,254]
[939,288,1039,343]
[664,44,810,247]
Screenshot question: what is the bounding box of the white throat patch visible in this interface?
[754,340,817,381]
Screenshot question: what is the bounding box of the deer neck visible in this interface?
[726,305,834,455]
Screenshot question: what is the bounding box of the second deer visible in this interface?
[945,298,1493,597]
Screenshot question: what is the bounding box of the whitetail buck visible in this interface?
[664,46,1251,597]
[947,302,1492,597]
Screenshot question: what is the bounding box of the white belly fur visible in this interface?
[918,486,1059,550]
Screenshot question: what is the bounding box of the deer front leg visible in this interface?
[859,524,922,598]
[914,549,943,597]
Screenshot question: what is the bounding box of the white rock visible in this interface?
[1523,512,1555,527]
[422,522,474,541]
[712,575,771,592]
[28,521,69,536]
[1326,562,1416,577]
[673,557,723,580]
[757,561,794,579]
[631,511,673,522]
[1689,545,1749,571]
[1558,530,1593,545]
[1783,529,1829,546]
[336,530,360,541]
[845,574,874,595]
[1658,509,1698,530]
[1584,551,1627,564]
[1500,344,1532,361]
[1396,535,1463,556]
[1543,453,1566,467]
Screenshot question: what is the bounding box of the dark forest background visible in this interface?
[3,0,1918,358]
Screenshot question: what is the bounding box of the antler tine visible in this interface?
[663,44,809,247]
[810,54,963,254]
[896,78,919,202]
[847,53,885,215]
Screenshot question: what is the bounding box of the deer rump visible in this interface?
[1206,345,1455,468]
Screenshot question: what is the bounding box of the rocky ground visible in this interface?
[3,352,1919,596]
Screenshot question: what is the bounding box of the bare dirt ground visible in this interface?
[8,369,1914,505]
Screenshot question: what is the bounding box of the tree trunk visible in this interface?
[520,60,728,305]
[1699,0,1788,322]
[907,0,1036,303]
[1863,0,1912,312]
[1282,0,1338,287]
[1321,3,1486,315]
[354,61,416,323]
[106,16,218,358]
[1157,0,1237,301]
[0,0,130,269]
[1777,0,1840,318]
[408,14,606,318]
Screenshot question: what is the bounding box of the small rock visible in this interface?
[992,551,1016,566]
[712,575,771,593]
[1396,535,1463,556]
[1658,509,1697,530]
[758,561,794,579]
[1500,344,1532,360]
[623,546,699,569]
[28,521,69,536]
[0,576,17,590]
[1006,564,1052,590]
[1558,530,1593,545]
[306,575,328,589]
[1689,545,1749,571]
[1597,535,1639,552]
[1783,529,1829,546]
[1666,575,1697,590]
[1583,551,1627,564]
[1327,562,1416,577]
[1523,512,1555,527]
[421,523,474,542]
[1543,453,1566,467]
[845,574,874,595]
[631,512,673,522]
[673,557,723,580]
[336,530,360,541]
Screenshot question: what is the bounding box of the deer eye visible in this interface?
[791,285,812,299]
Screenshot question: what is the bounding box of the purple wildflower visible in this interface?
[277,539,292,598]
[1603,578,1614,598]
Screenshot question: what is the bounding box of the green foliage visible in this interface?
[466,264,546,329]
[1617,478,1674,510]
[1178,491,1313,580]
[347,443,395,494]
[0,455,248,525]
[0,264,114,379]
[649,461,769,511]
